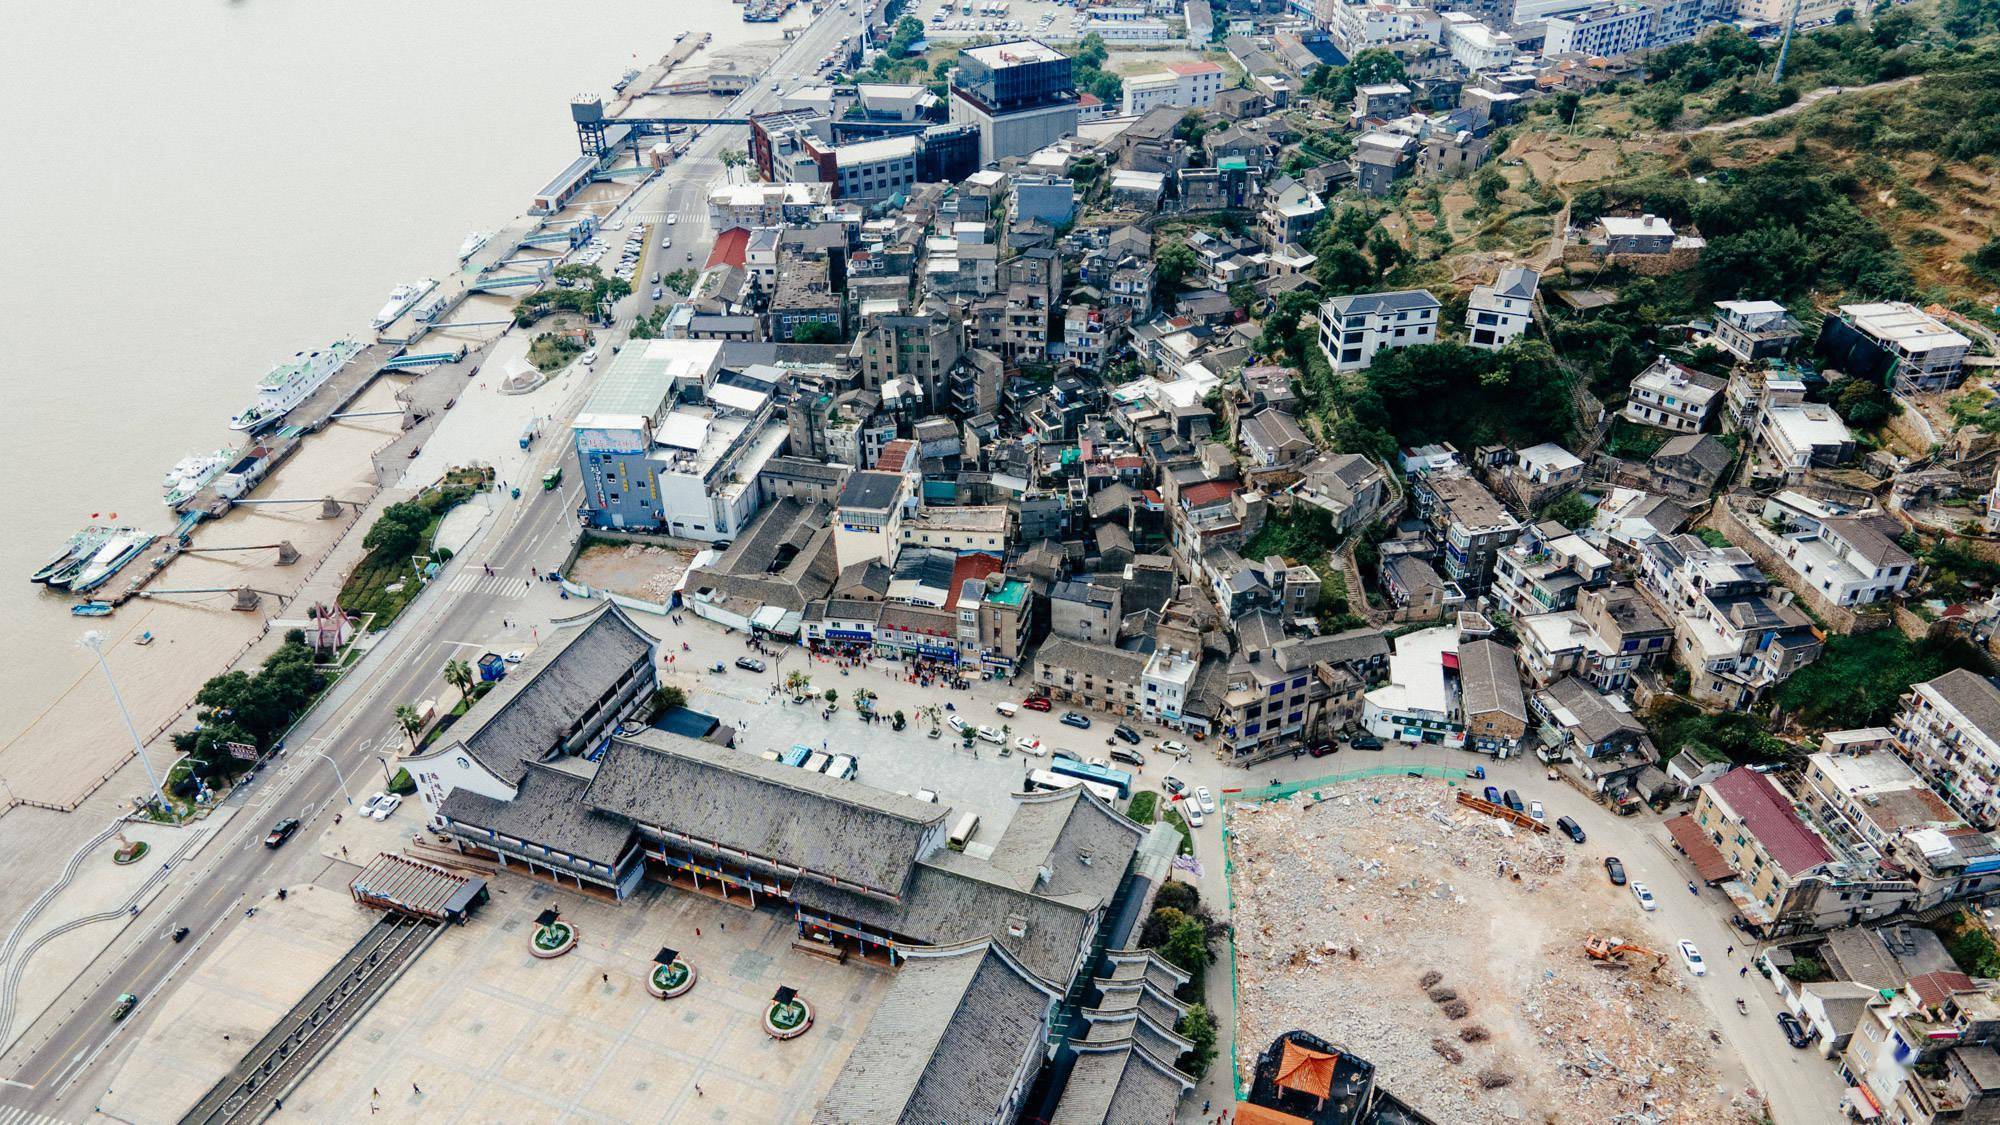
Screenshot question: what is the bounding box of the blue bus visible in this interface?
[1049,758,1134,800]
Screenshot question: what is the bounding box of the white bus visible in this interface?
[1024,769,1122,807]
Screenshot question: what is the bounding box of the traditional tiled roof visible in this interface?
[1708,767,1835,877]
[1923,669,2000,740]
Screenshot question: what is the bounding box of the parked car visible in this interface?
[734,657,766,672]
[1052,748,1083,764]
[1482,785,1501,805]
[263,818,300,848]
[1556,815,1586,844]
[1157,739,1190,758]
[1528,800,1546,823]
[1015,736,1045,756]
[1022,696,1052,712]
[1633,882,1657,911]
[361,792,391,816]
[1678,940,1706,976]
[1182,801,1205,828]
[370,793,403,821]
[1110,747,1146,768]
[1060,711,1092,729]
[1502,790,1524,813]
[1163,776,1187,796]
[1350,733,1384,750]
[1113,724,1141,745]
[1307,742,1339,757]
[976,725,1004,744]
[948,715,969,733]
[1195,786,1216,815]
[1604,857,1627,885]
[1777,1011,1811,1048]
[1087,756,1112,769]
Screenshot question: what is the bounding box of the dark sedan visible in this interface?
[1604,857,1627,885]
[1777,1011,1811,1049]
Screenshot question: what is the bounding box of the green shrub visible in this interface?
[389,768,417,796]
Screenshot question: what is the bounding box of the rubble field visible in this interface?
[1229,778,1762,1124]
[568,540,694,604]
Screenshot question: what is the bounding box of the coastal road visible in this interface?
[0,8,867,1121]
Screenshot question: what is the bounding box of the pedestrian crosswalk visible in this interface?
[442,570,530,600]
[0,1105,73,1125]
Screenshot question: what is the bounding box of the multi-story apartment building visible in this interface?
[1515,585,1672,690]
[1796,739,2000,916]
[1439,11,1519,70]
[1329,2,1440,56]
[1362,625,1466,749]
[1141,618,1203,726]
[1119,60,1226,116]
[1634,533,1822,709]
[1293,452,1390,533]
[1034,638,1149,717]
[853,303,964,401]
[948,40,1081,165]
[1411,463,1522,596]
[1816,301,1973,396]
[571,341,788,540]
[1491,521,1613,620]
[955,572,1035,674]
[1893,670,2000,831]
[1216,614,1364,757]
[706,181,832,230]
[1543,3,1653,56]
[1317,289,1442,373]
[1465,267,1538,350]
[832,470,910,570]
[1842,976,2000,1125]
[1622,356,1726,434]
[1756,494,1914,611]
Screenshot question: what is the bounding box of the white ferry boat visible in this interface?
[67,529,156,594]
[162,449,235,507]
[228,338,361,432]
[458,231,491,261]
[371,279,438,330]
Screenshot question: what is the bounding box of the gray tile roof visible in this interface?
[986,788,1146,905]
[1052,1039,1195,1125]
[837,470,904,511]
[1652,433,1733,478]
[439,764,632,867]
[1320,289,1440,318]
[586,728,946,900]
[1457,638,1527,725]
[1542,676,1644,745]
[443,604,655,783]
[1036,637,1149,685]
[816,939,1059,1124]
[1926,669,2000,740]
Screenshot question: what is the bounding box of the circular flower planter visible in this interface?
[529,921,576,958]
[646,959,697,999]
[764,998,814,1040]
[112,841,151,866]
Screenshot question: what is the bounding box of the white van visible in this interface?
[948,812,981,850]
[804,751,832,774]
[993,701,1019,718]
[826,754,857,781]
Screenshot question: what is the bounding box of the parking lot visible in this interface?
[919,0,1079,42]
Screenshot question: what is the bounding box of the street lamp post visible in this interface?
[80,631,167,812]
[305,748,356,806]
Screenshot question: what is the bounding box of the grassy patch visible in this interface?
[1604,417,1673,461]
[1163,805,1195,855]
[1127,790,1160,825]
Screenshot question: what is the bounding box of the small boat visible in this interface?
[162,449,235,508]
[372,279,438,330]
[71,602,114,617]
[457,231,491,261]
[136,630,155,645]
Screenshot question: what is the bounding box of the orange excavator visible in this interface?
[1583,935,1666,971]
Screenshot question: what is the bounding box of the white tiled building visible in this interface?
[1893,669,2000,830]
[1622,356,1725,434]
[1317,289,1441,373]
[1756,493,1914,609]
[1119,60,1226,116]
[1465,267,1538,350]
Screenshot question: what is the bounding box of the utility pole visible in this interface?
[1772,0,1804,85]
[81,630,168,812]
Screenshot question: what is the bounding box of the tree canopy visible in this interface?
[1335,340,1577,457]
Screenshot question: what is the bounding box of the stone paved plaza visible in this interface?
[282,874,892,1123]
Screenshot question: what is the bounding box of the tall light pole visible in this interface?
[80,631,167,812]
[305,748,355,806]
[1773,0,1804,85]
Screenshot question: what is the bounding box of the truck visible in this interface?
[519,421,537,450]
[779,745,813,768]
[477,652,508,683]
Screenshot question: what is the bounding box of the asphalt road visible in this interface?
[0,10,864,1121]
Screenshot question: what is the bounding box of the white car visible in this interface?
[1632,882,1657,911]
[361,792,391,815]
[1195,786,1216,815]
[948,715,969,733]
[369,793,403,821]
[504,650,527,664]
[667,214,678,226]
[1528,800,1546,823]
[1014,736,1046,756]
[1157,740,1190,758]
[1678,939,1706,976]
[976,724,1004,745]
[1087,756,1112,769]
[1182,799,1205,828]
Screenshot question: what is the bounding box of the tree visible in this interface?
[394,704,425,752]
[1538,493,1598,530]
[1776,631,1981,730]
[792,322,843,344]
[1154,239,1199,298]
[1160,915,1212,977]
[651,684,687,716]
[443,659,475,706]
[720,150,746,170]
[1176,1004,1218,1079]
[1474,166,1507,210]
[888,14,925,56]
[784,669,812,698]
[824,687,839,704]
[1366,227,1406,279]
[1324,48,1406,105]
[1154,879,1201,914]
[362,501,431,561]
[1227,282,1258,315]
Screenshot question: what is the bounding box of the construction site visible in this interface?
[1228,778,1765,1125]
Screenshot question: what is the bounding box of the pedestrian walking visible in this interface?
[696,1085,705,1097]
[603,972,609,983]
[1739,966,1748,977]
[413,1083,421,1095]
[1726,944,1734,956]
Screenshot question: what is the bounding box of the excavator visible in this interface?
[1583,935,1666,972]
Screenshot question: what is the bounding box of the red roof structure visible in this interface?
[1708,768,1835,876]
[706,226,751,271]
[1276,1040,1338,1101]
[942,553,1004,610]
[1910,970,1977,1009]
[1664,813,1738,884]
[875,439,916,474]
[1180,481,1239,509]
